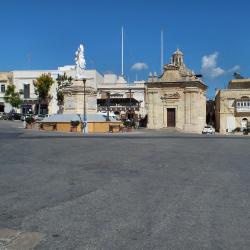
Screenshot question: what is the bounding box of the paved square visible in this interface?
[0,121,250,249]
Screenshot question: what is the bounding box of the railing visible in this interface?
[236,107,250,113]
[98,105,139,112]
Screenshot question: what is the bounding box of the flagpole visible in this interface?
[122,26,124,76]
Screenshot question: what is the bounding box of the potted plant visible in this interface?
[122,120,133,132]
[25,116,35,129]
[70,120,80,132]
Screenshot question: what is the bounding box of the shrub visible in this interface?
[123,120,136,128]
[70,120,80,127]
[233,127,241,132]
[26,116,35,124]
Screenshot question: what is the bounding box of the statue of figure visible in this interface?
[75,44,86,79]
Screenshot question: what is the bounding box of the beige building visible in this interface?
[0,72,13,112]
[215,78,250,133]
[146,49,207,133]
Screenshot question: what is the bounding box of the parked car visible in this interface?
[0,112,8,120]
[11,113,22,120]
[0,112,5,119]
[202,125,215,134]
[34,114,46,121]
[6,112,14,120]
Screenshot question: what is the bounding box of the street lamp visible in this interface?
[83,78,87,133]
[106,92,110,121]
[129,88,132,120]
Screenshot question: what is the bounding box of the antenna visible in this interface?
[161,30,163,73]
[122,26,124,77]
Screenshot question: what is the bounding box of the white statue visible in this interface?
[75,44,86,79]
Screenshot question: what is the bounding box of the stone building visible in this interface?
[97,74,146,121]
[215,78,250,133]
[146,49,207,133]
[0,72,13,112]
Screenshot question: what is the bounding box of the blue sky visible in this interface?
[1,0,250,97]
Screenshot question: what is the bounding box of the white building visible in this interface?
[1,66,147,120]
[10,67,103,115]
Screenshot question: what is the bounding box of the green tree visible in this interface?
[4,85,23,110]
[34,74,54,115]
[56,73,73,113]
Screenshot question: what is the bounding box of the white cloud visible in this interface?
[131,62,148,71]
[201,52,225,78]
[228,65,240,73]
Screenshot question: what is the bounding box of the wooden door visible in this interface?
[167,108,176,127]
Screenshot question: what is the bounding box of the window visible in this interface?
[1,84,5,93]
[23,84,30,99]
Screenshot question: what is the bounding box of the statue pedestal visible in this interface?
[63,80,97,115]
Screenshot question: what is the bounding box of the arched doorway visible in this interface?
[241,118,248,130]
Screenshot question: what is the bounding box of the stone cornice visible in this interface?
[146,80,207,90]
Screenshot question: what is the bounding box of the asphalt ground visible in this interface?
[0,121,250,250]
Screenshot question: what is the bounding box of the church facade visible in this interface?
[146,49,207,133]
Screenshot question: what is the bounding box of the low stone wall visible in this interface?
[40,121,123,133]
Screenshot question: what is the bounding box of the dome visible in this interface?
[173,48,183,56]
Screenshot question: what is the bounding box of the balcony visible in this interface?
[235,99,250,116]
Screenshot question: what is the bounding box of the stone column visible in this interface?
[184,87,199,132]
[184,90,191,125]
[147,92,154,128]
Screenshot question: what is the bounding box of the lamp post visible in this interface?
[129,88,132,120]
[83,78,87,133]
[106,92,110,121]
